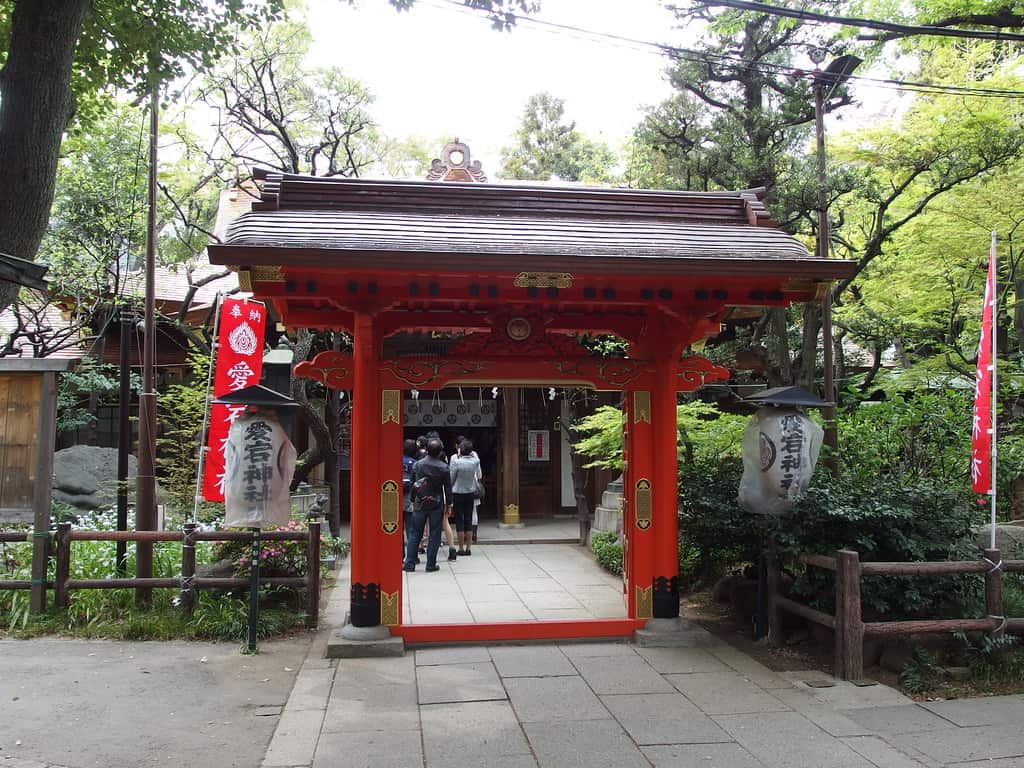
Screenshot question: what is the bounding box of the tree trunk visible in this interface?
[797,302,821,391]
[564,391,592,545]
[0,0,89,312]
[324,332,343,537]
[767,308,793,386]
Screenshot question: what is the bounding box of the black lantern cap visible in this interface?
[212,384,300,408]
[743,386,830,408]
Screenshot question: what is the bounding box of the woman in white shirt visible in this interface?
[449,440,482,556]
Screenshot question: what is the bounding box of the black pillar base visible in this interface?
[652,576,680,618]
[350,582,381,627]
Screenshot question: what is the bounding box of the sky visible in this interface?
[304,0,681,175]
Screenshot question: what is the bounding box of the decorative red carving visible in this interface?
[379,359,490,388]
[294,350,353,389]
[447,307,589,358]
[676,356,730,390]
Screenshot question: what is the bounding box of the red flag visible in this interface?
[202,298,267,501]
[971,244,997,494]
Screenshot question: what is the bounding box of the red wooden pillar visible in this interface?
[651,357,681,618]
[378,386,403,628]
[623,387,656,621]
[349,312,383,627]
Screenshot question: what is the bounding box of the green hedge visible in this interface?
[590,531,623,576]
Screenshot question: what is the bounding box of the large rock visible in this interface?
[974,523,1024,559]
[52,445,137,511]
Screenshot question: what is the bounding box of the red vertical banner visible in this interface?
[971,245,996,495]
[202,298,267,501]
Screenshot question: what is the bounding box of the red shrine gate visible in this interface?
[209,148,854,643]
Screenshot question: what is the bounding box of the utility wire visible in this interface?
[434,0,1024,99]
[687,0,1024,42]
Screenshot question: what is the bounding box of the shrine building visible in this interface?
[208,141,855,644]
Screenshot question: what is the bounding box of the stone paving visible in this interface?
[403,542,626,624]
[262,542,1024,768]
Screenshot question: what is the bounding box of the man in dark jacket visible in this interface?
[403,438,453,572]
[401,439,418,558]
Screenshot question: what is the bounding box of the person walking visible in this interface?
[450,440,481,556]
[404,438,453,573]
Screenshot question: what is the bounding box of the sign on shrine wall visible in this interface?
[526,430,550,462]
[202,298,267,502]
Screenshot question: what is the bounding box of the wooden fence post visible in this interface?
[835,549,863,680]
[766,538,784,647]
[54,522,71,609]
[306,521,321,628]
[180,523,197,614]
[984,547,1004,639]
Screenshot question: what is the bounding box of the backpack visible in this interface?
[413,473,443,509]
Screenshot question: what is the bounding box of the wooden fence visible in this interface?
[768,546,1024,680]
[0,522,321,627]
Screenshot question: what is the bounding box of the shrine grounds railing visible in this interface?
[767,546,1024,680]
[0,522,320,627]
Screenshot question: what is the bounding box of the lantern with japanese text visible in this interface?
[213,385,298,528]
[738,387,826,516]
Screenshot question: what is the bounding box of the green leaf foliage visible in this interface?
[500,92,617,183]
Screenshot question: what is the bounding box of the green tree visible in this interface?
[500,92,617,183]
[0,0,536,313]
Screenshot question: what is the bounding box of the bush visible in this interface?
[780,476,979,619]
[590,531,623,576]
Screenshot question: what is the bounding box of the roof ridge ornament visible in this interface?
[426,139,487,183]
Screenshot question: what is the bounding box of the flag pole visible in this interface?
[990,231,998,549]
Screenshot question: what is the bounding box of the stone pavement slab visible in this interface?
[769,689,872,738]
[642,743,767,768]
[416,661,505,704]
[600,692,732,745]
[322,683,419,734]
[667,672,790,715]
[893,724,1024,764]
[504,675,608,722]
[843,704,956,736]
[523,718,650,768]
[571,653,676,694]
[489,644,576,677]
[312,728,422,768]
[800,678,914,710]
[557,641,635,658]
[708,645,794,689]
[263,709,328,768]
[919,694,1024,727]
[840,736,930,768]
[470,601,537,621]
[714,711,875,768]
[420,700,534,767]
[636,646,732,674]
[415,646,491,665]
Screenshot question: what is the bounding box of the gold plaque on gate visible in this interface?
[382,389,401,424]
[514,271,573,288]
[636,585,653,619]
[381,591,399,626]
[635,479,652,530]
[381,480,400,534]
[633,391,651,423]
